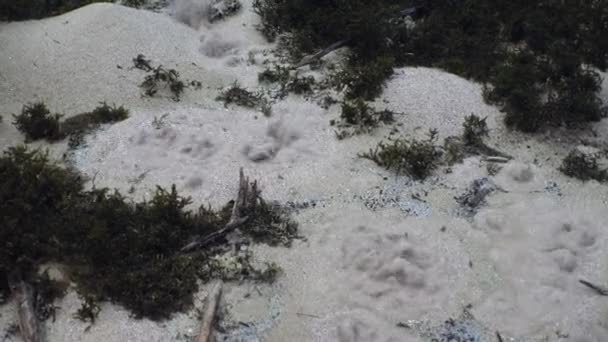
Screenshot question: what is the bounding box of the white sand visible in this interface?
[2,2,608,342]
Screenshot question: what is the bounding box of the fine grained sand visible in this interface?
[2,2,608,342]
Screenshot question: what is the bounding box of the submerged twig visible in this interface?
[9,274,43,342]
[180,169,254,253]
[483,156,511,163]
[579,279,608,296]
[293,39,349,69]
[195,281,223,342]
[496,331,504,342]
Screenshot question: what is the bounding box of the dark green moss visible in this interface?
[361,130,441,180]
[13,103,64,141]
[0,146,298,320]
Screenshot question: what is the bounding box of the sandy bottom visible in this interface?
[2,2,608,342]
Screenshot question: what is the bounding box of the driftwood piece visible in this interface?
[194,281,223,342]
[10,280,43,342]
[181,169,256,253]
[293,40,350,69]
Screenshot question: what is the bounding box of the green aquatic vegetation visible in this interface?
[258,65,291,85]
[560,148,608,182]
[13,102,63,142]
[254,0,608,132]
[217,82,271,115]
[361,129,441,180]
[258,65,316,97]
[141,66,186,102]
[12,101,129,148]
[340,98,394,129]
[0,146,299,320]
[334,55,395,101]
[62,102,128,135]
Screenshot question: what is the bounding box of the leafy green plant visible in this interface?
[13,102,63,141]
[0,146,299,320]
[361,130,441,180]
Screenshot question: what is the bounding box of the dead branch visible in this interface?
[292,40,350,69]
[10,278,43,342]
[483,156,510,163]
[194,281,223,342]
[579,279,608,296]
[181,169,256,253]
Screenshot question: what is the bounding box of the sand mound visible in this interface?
[380,68,503,140]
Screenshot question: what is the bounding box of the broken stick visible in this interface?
[195,281,223,342]
[292,40,350,69]
[181,169,256,253]
[579,279,608,296]
[10,279,43,342]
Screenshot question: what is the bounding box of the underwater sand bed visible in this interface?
[1,1,608,342]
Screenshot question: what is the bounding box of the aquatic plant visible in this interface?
[560,148,608,182]
[361,129,441,180]
[217,82,271,115]
[254,0,608,132]
[0,146,299,320]
[12,102,63,142]
[141,66,186,102]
